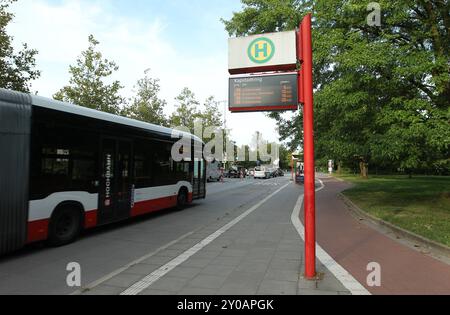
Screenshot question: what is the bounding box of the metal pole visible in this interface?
[291,155,294,182]
[294,159,297,184]
[301,14,316,279]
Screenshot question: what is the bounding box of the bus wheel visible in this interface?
[176,189,188,211]
[48,206,82,246]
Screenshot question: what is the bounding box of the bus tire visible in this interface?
[176,188,188,211]
[48,204,82,246]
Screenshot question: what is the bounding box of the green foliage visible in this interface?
[341,175,450,246]
[224,0,450,176]
[278,144,292,169]
[169,87,201,130]
[0,0,40,92]
[222,0,309,36]
[54,35,125,115]
[201,96,223,128]
[170,88,224,134]
[122,70,168,126]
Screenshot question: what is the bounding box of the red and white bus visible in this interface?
[0,88,206,255]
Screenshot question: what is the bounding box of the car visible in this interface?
[227,167,240,178]
[275,169,284,177]
[227,166,248,178]
[254,167,271,179]
[267,168,284,178]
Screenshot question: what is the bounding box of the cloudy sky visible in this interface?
[7,0,288,146]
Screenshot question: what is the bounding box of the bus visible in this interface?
[0,88,206,255]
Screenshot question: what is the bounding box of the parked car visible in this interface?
[275,169,284,177]
[268,168,277,178]
[226,167,240,178]
[254,166,271,179]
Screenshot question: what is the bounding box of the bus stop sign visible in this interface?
[228,31,297,75]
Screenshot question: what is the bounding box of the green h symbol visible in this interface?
[254,42,268,58]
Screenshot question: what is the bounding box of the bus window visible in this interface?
[134,139,152,189]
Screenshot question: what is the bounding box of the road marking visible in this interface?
[120,182,290,295]
[70,229,200,295]
[254,182,279,186]
[206,180,260,196]
[291,178,371,295]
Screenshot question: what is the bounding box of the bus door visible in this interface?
[199,159,206,198]
[192,140,206,199]
[98,138,133,224]
[193,159,200,198]
[192,159,206,199]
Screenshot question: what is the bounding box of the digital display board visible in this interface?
[229,74,298,112]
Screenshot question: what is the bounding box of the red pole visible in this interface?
[301,14,316,279]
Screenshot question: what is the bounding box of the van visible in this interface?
[206,161,223,182]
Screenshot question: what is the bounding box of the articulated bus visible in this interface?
[0,88,206,255]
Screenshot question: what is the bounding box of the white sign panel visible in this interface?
[228,30,297,75]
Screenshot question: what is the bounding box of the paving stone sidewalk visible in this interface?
[81,184,350,295]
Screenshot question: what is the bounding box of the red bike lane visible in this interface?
[307,177,450,295]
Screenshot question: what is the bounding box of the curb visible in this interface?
[338,193,450,259]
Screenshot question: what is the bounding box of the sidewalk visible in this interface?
[312,175,450,295]
[80,183,350,295]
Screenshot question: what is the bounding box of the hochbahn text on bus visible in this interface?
[0,88,207,255]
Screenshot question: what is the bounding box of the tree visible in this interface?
[224,0,450,177]
[311,0,450,177]
[169,87,201,131]
[199,96,225,144]
[123,70,168,126]
[200,96,223,128]
[222,0,306,37]
[278,145,292,170]
[54,35,125,115]
[0,0,40,92]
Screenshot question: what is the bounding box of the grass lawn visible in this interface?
[337,174,450,247]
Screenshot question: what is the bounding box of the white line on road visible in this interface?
[120,182,290,295]
[70,229,200,295]
[291,178,371,295]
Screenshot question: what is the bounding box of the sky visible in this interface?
[7,0,287,146]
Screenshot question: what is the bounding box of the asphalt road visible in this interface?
[0,176,292,295]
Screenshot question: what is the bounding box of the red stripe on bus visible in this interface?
[26,194,194,244]
[84,210,98,229]
[131,196,178,217]
[27,219,49,243]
